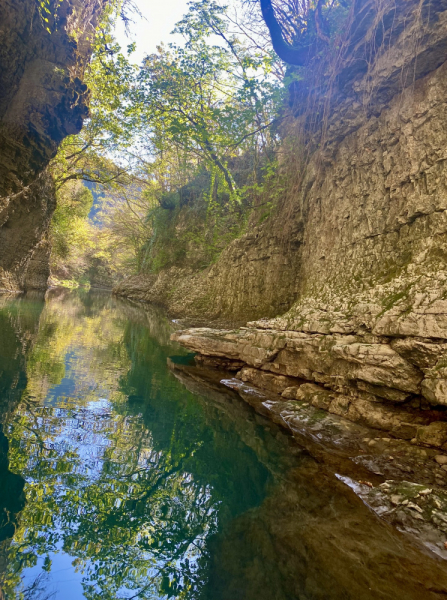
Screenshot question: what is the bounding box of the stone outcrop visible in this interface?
[0,171,56,291]
[172,325,447,447]
[0,0,105,196]
[114,217,302,321]
[124,0,447,433]
[0,0,106,290]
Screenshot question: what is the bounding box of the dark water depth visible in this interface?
[0,290,447,600]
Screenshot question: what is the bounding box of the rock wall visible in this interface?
[169,0,447,433]
[114,218,302,321]
[0,0,106,290]
[172,326,447,447]
[116,0,447,325]
[0,0,105,196]
[0,171,56,291]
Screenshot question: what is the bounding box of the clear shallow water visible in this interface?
[1,290,447,600]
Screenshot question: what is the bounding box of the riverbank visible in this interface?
[172,325,447,435]
[168,350,447,561]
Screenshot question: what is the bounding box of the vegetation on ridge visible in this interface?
[47,0,350,287]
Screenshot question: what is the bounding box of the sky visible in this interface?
[114,0,191,64]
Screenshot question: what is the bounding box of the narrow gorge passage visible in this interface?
[3,0,447,596]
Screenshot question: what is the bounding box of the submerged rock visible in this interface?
[169,357,447,570]
[172,325,447,447]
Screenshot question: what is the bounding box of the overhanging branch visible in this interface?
[259,0,312,65]
[259,0,330,65]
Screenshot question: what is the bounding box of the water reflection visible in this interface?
[0,291,447,599]
[0,292,270,599]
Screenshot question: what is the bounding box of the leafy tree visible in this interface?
[93,183,157,276]
[50,182,94,284]
[49,1,143,191]
[46,0,289,286]
[136,0,282,199]
[253,0,354,66]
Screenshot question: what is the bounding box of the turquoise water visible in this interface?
[1,291,447,600]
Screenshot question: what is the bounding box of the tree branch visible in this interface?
[259,0,312,65]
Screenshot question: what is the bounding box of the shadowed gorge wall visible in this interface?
[0,0,106,291]
[0,171,56,291]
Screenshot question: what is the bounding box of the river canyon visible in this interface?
[2,0,447,596]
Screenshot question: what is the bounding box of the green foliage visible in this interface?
[93,183,157,277]
[50,182,94,283]
[48,1,146,286]
[122,0,285,275]
[49,1,142,190]
[140,165,254,274]
[137,0,283,199]
[48,0,285,284]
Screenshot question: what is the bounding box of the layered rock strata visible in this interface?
[114,220,302,321]
[169,359,447,569]
[0,0,106,290]
[0,0,105,196]
[172,326,447,449]
[131,0,447,434]
[116,0,447,329]
[0,171,56,291]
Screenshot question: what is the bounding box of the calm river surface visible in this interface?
[1,290,447,600]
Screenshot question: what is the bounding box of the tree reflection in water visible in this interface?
[2,292,447,600]
[0,291,270,599]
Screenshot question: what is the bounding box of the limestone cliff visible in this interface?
[116,0,447,323]
[0,0,106,291]
[120,0,447,428]
[0,171,56,291]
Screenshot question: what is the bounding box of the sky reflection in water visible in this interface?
[0,291,271,600]
[3,292,447,600]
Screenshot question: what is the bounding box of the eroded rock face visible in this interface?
[113,219,302,321]
[172,326,447,445]
[0,0,105,195]
[0,171,56,291]
[0,0,106,290]
[160,0,447,430]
